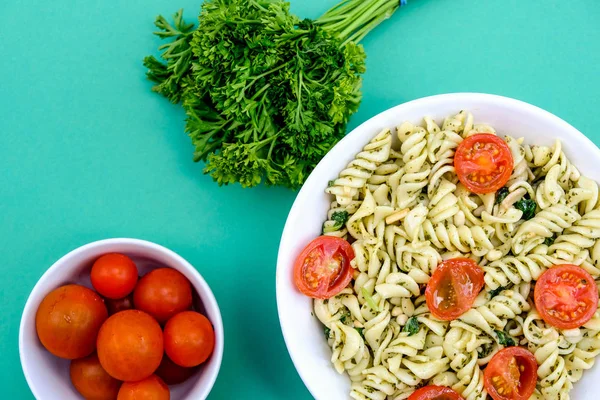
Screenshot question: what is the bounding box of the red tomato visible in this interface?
[117,375,169,400]
[454,134,513,194]
[534,264,598,329]
[425,258,484,321]
[133,268,192,323]
[163,311,215,367]
[35,284,108,359]
[484,347,538,400]
[70,353,121,400]
[293,236,355,299]
[96,310,164,381]
[105,294,134,316]
[155,355,197,385]
[91,253,138,300]
[408,385,464,400]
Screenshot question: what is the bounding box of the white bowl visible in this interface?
[20,238,224,400]
[276,93,600,400]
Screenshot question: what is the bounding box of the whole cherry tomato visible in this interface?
[155,355,197,385]
[97,310,163,381]
[164,311,215,367]
[70,353,121,400]
[133,268,192,323]
[117,375,169,400]
[36,284,108,359]
[91,253,138,300]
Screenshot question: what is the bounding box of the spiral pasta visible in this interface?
[314,112,600,400]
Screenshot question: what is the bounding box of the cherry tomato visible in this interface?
[293,236,355,299]
[163,311,215,367]
[133,268,192,323]
[70,353,121,400]
[105,294,134,316]
[155,355,197,385]
[534,264,598,329]
[454,134,513,194]
[91,253,138,300]
[483,347,538,400]
[35,284,108,359]
[425,258,484,321]
[97,310,163,381]
[408,385,464,400]
[117,375,169,400]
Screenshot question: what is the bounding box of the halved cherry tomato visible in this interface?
[408,385,464,400]
[91,253,138,299]
[293,236,354,299]
[425,258,484,320]
[534,264,598,329]
[454,134,513,194]
[484,347,538,400]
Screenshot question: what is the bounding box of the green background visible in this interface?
[1,0,599,398]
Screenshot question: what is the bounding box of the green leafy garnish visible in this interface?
[324,326,331,339]
[340,312,352,325]
[355,327,364,338]
[488,285,508,299]
[495,187,509,205]
[361,287,380,312]
[403,317,420,336]
[544,236,556,246]
[144,0,405,188]
[477,342,493,358]
[515,198,537,220]
[495,330,516,346]
[323,211,350,233]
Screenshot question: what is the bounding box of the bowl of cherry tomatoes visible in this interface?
[19,238,224,400]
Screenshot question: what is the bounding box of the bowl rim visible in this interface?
[19,237,224,400]
[275,92,600,399]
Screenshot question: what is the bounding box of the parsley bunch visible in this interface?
[144,0,404,188]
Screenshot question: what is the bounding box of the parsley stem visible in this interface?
[316,0,402,44]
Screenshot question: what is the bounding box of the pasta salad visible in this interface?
[292,111,600,400]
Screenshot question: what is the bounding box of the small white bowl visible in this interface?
[20,238,224,400]
[276,93,600,400]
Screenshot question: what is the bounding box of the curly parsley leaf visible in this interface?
[515,198,537,220]
[143,0,403,188]
[495,330,516,347]
[403,317,420,336]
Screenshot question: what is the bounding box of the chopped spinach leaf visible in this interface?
[323,210,350,233]
[403,317,420,336]
[488,285,508,299]
[515,198,536,220]
[544,236,556,246]
[495,330,516,346]
[495,187,509,205]
[478,342,493,358]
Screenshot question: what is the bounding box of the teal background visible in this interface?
[1,0,599,398]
